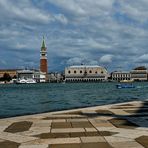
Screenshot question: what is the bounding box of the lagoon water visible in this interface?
[0,82,148,118]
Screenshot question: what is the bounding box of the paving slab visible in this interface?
[19,145,48,148]
[71,121,93,128]
[136,136,148,148]
[49,143,81,148]
[0,140,20,148]
[0,132,38,143]
[81,142,113,148]
[80,136,105,143]
[23,137,81,145]
[51,122,72,128]
[109,141,145,148]
[51,128,85,133]
[4,121,33,133]
[85,128,97,132]
[32,120,52,127]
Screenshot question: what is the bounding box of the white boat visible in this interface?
[16,78,37,84]
[120,79,134,83]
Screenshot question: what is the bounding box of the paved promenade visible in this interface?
[0,101,148,148]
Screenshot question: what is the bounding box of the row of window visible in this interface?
[66,79,105,82]
[68,70,104,74]
[112,74,131,77]
[113,78,131,80]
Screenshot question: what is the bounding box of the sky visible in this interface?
[0,0,148,72]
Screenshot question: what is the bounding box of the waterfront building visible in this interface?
[130,66,147,81]
[65,65,108,82]
[17,70,46,82]
[17,70,34,80]
[34,71,46,83]
[40,36,48,74]
[48,72,64,83]
[0,69,18,78]
[111,71,131,82]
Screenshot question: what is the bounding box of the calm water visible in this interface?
[0,82,148,118]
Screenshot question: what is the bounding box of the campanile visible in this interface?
[40,36,48,74]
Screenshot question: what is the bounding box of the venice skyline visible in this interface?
[0,0,148,72]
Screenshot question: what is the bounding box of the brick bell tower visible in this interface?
[40,36,48,74]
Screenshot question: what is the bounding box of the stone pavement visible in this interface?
[0,100,148,148]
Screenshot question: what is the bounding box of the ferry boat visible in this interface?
[16,78,37,84]
[116,83,135,89]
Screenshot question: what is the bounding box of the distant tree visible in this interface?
[3,73,12,82]
[0,77,4,81]
[13,75,17,79]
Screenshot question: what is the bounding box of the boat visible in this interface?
[120,79,134,83]
[16,78,37,84]
[116,83,135,89]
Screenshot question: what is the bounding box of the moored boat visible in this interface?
[16,78,37,84]
[116,83,135,89]
[120,80,134,83]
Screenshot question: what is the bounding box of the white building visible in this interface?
[131,66,147,81]
[48,73,64,82]
[34,71,46,83]
[17,70,46,83]
[65,65,108,82]
[111,71,131,81]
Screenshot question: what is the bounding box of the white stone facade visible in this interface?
[111,71,131,81]
[65,65,108,82]
[131,70,147,81]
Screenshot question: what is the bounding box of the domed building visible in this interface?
[65,65,108,82]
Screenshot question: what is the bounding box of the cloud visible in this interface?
[118,0,148,23]
[0,0,52,24]
[0,60,7,65]
[67,57,84,65]
[47,0,86,16]
[87,38,111,51]
[99,55,114,64]
[48,0,114,17]
[54,14,68,24]
[136,54,148,63]
[66,57,98,66]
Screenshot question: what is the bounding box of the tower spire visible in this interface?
[41,36,46,48]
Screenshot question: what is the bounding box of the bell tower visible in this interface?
[40,36,48,74]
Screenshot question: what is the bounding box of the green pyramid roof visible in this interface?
[41,36,46,48]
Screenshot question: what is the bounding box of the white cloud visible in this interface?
[66,57,99,66]
[48,0,114,17]
[136,54,148,63]
[54,14,68,24]
[118,0,148,23]
[67,57,83,65]
[48,0,86,16]
[99,55,114,64]
[88,38,111,50]
[0,0,52,24]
